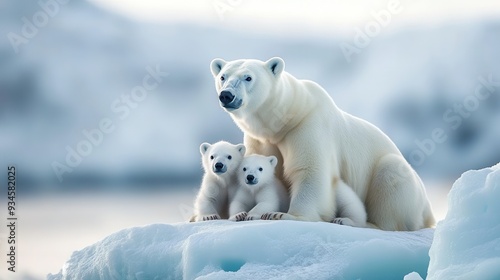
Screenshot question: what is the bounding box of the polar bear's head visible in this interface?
[210,57,285,113]
[239,155,278,188]
[200,141,246,177]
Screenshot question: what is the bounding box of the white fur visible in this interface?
[229,155,289,221]
[210,57,435,230]
[191,141,245,222]
[331,180,367,227]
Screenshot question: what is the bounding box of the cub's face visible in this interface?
[239,155,278,188]
[200,141,246,177]
[210,57,285,114]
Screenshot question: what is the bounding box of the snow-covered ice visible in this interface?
[48,221,433,279]
[404,271,424,280]
[48,163,500,280]
[426,163,500,280]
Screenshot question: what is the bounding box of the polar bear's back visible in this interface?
[284,72,407,198]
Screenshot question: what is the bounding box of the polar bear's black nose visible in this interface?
[219,90,235,106]
[246,175,255,182]
[215,162,224,170]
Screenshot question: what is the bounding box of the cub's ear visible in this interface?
[236,144,246,155]
[265,57,284,77]
[268,156,278,167]
[210,58,227,77]
[200,143,211,155]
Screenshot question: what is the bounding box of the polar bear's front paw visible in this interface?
[201,214,221,221]
[229,212,247,221]
[331,217,355,227]
[261,212,285,220]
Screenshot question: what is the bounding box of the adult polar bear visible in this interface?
[210,57,435,231]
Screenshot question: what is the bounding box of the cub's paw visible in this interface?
[244,214,261,221]
[331,218,355,227]
[261,212,285,220]
[229,212,248,222]
[200,214,221,221]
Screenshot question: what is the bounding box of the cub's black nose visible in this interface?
[219,90,235,106]
[246,175,255,182]
[215,162,224,170]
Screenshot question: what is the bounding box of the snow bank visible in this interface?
[48,163,500,279]
[48,221,433,279]
[426,163,500,280]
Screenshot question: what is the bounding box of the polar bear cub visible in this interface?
[331,181,367,227]
[229,155,289,221]
[191,141,245,222]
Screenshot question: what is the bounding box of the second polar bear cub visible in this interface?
[331,183,367,227]
[229,155,289,221]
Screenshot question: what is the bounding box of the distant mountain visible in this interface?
[1,1,499,188]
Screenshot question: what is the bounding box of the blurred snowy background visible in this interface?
[0,0,500,279]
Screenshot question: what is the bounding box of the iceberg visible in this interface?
[49,163,500,279]
[48,221,433,279]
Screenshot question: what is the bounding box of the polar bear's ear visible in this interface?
[265,57,284,77]
[268,156,278,168]
[210,58,227,77]
[200,143,211,155]
[236,144,246,156]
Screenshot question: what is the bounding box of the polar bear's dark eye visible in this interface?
[210,155,214,160]
[259,167,263,171]
[243,168,246,172]
[220,76,225,81]
[245,77,252,82]
[227,155,232,160]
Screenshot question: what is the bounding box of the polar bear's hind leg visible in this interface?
[366,154,434,231]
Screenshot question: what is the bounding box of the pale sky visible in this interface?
[89,0,500,35]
